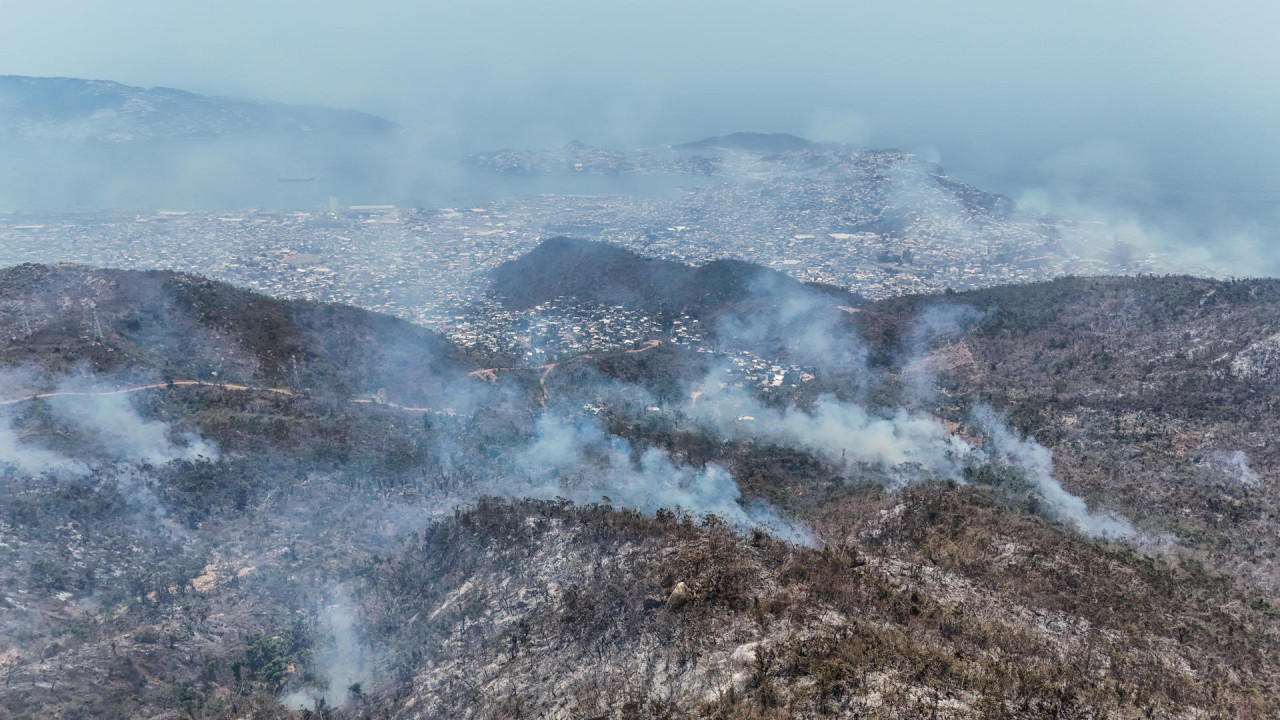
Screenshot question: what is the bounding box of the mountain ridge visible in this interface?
[0,75,397,143]
[0,262,477,406]
[490,236,861,317]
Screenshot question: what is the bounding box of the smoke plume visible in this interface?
[504,411,813,545]
[0,409,86,476]
[972,404,1137,540]
[282,590,378,711]
[687,378,972,484]
[48,391,218,466]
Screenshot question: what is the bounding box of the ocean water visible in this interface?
[0,136,711,214]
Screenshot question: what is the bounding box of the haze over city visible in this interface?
[2,0,1277,269]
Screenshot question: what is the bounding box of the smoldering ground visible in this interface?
[0,368,217,470]
[667,292,1151,543]
[0,302,1167,715]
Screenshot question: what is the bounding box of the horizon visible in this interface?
[2,1,1277,270]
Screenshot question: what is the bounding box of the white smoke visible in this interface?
[0,369,219,475]
[687,373,972,484]
[678,360,1145,542]
[48,391,218,465]
[698,294,1151,542]
[0,375,218,531]
[282,590,376,711]
[1014,141,1268,279]
[1212,450,1261,486]
[901,304,984,405]
[507,412,812,545]
[714,279,867,375]
[972,404,1138,540]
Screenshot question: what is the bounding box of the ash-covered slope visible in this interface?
[0,75,396,143]
[4,262,1280,719]
[0,263,474,404]
[856,275,1280,587]
[359,491,1280,720]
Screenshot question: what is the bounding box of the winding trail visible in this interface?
[0,380,295,407]
[0,339,667,413]
[350,397,442,414]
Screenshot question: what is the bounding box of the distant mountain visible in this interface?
[0,75,397,143]
[489,236,859,317]
[676,131,818,153]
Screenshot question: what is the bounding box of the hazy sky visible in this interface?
[2,0,1277,243]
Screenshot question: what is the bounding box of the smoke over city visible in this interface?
[1,2,1276,273]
